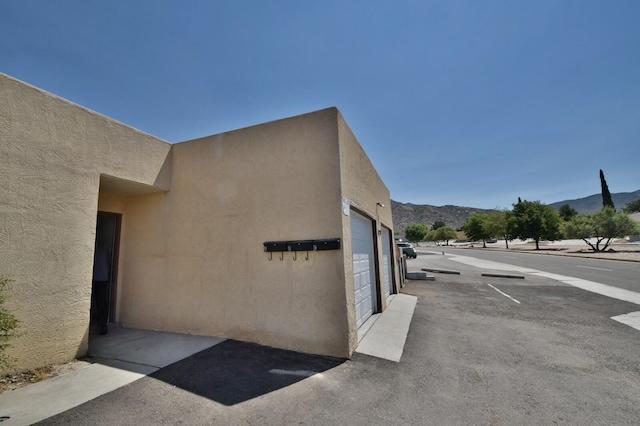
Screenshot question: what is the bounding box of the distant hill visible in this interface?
[550,190,640,214]
[391,200,495,232]
[391,189,640,233]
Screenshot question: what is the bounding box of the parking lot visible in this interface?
[34,251,640,425]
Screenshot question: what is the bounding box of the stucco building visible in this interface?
[0,73,399,370]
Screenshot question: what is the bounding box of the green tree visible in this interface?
[600,169,615,209]
[562,207,640,252]
[511,200,561,250]
[433,226,458,246]
[431,220,446,230]
[462,213,491,247]
[423,229,436,244]
[1,277,20,370]
[482,210,512,249]
[558,204,578,221]
[622,199,640,214]
[404,223,428,242]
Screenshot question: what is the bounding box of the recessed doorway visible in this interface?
[91,212,121,333]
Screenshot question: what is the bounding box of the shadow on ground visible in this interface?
[149,339,345,406]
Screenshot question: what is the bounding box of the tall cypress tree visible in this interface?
[600,169,615,209]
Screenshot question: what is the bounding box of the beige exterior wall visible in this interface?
[1,73,395,369]
[337,111,396,354]
[116,108,352,358]
[0,73,171,369]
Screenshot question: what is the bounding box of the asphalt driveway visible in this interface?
[37,261,640,425]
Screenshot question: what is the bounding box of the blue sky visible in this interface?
[2,1,639,209]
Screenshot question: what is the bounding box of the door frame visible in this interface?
[350,208,381,326]
[380,225,395,298]
[95,211,122,323]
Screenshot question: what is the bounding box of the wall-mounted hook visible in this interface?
[264,241,288,262]
[293,251,298,261]
[305,251,309,261]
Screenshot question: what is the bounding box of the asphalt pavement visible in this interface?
[24,251,640,425]
[1,295,416,425]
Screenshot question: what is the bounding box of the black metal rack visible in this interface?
[263,238,341,260]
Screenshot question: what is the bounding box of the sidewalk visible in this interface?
[0,330,225,425]
[0,294,417,425]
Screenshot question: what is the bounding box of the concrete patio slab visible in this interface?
[88,326,226,369]
[0,328,225,426]
[355,293,417,362]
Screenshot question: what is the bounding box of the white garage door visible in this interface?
[381,227,393,298]
[351,211,377,328]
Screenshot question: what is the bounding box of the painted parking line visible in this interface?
[487,283,521,304]
[448,255,538,274]
[269,369,318,378]
[448,255,640,305]
[447,254,640,332]
[530,271,640,306]
[611,312,640,331]
[576,265,613,272]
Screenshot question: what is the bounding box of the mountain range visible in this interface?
[392,189,640,232]
[549,190,640,214]
[391,200,495,232]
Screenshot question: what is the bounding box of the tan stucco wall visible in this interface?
[118,108,352,357]
[1,72,394,368]
[336,111,396,354]
[0,73,171,369]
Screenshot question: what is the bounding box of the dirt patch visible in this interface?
[0,359,92,393]
[455,242,640,262]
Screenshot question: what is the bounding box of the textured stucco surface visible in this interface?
[118,108,352,357]
[1,72,395,369]
[337,111,396,354]
[0,73,171,369]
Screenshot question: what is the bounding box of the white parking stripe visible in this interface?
[447,254,640,332]
[448,255,538,274]
[530,272,640,306]
[448,254,640,307]
[487,284,521,304]
[576,265,613,272]
[611,312,640,331]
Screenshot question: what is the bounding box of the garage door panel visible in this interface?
[351,211,376,328]
[381,228,393,298]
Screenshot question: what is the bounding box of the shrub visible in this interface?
[0,277,20,370]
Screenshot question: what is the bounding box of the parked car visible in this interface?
[396,242,417,258]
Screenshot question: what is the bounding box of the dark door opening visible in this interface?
[91,212,121,334]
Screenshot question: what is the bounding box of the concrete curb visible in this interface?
[422,268,461,275]
[406,271,435,281]
[481,273,525,279]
